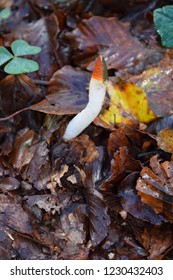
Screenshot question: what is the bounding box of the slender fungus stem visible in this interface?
[63,56,108,140]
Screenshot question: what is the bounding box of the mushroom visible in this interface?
[63,56,108,140]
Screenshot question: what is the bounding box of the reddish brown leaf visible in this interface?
[119,173,164,225]
[0,194,32,234]
[141,225,173,260]
[0,74,41,118]
[131,63,173,117]
[157,128,173,156]
[136,155,173,223]
[83,163,110,246]
[9,128,37,169]
[30,66,89,115]
[67,16,161,73]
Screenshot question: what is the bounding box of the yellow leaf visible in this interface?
[100,80,156,126]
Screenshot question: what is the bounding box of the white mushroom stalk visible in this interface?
[63,56,108,140]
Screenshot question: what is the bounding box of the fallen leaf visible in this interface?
[141,225,173,259]
[0,226,16,260]
[83,162,111,247]
[0,74,41,119]
[0,194,33,234]
[131,65,173,117]
[119,172,164,225]
[157,128,173,155]
[136,155,173,223]
[59,204,86,245]
[30,65,89,115]
[9,128,37,169]
[67,16,162,73]
[100,80,156,126]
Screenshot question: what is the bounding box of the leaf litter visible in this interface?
[1,0,173,260]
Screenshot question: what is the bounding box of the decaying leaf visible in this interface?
[119,173,165,225]
[157,128,173,156]
[9,128,37,169]
[141,225,173,259]
[30,66,89,115]
[100,80,156,126]
[0,177,20,191]
[84,169,111,246]
[67,16,162,73]
[136,155,173,223]
[0,194,33,234]
[1,0,173,260]
[131,65,173,117]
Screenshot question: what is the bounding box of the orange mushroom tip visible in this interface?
[91,55,108,82]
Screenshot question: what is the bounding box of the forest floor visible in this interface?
[0,0,173,260]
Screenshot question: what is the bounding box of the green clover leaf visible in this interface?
[5,57,39,74]
[11,40,41,56]
[0,39,41,74]
[154,5,173,48]
[0,47,13,66]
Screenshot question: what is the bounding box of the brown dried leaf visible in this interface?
[131,65,173,117]
[0,74,41,118]
[141,225,173,260]
[30,66,89,115]
[12,235,46,260]
[157,128,173,155]
[27,194,71,215]
[22,140,49,183]
[67,16,161,73]
[0,226,16,260]
[0,194,32,234]
[136,155,173,223]
[119,173,164,225]
[111,146,141,176]
[9,128,37,170]
[84,163,110,246]
[59,204,86,245]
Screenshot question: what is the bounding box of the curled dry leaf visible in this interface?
[136,155,173,223]
[119,173,164,225]
[141,225,173,260]
[79,159,111,247]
